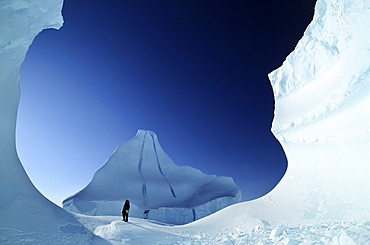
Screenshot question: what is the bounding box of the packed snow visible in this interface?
[74,209,370,245]
[63,129,241,225]
[1,0,369,244]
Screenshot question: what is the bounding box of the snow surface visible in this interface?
[75,211,370,245]
[1,0,370,243]
[63,129,241,225]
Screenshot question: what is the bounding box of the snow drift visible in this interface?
[63,130,241,225]
[0,0,107,243]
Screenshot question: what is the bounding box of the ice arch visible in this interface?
[0,1,107,243]
[1,0,369,241]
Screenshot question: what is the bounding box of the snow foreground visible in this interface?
[63,129,241,225]
[75,213,370,244]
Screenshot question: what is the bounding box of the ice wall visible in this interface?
[207,0,370,228]
[0,1,107,243]
[269,0,370,220]
[63,130,241,225]
[185,0,370,232]
[268,0,370,221]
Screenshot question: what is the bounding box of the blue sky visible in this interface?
[17,0,316,205]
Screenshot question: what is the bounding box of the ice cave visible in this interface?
[0,0,369,243]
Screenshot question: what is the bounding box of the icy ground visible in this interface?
[75,213,370,244]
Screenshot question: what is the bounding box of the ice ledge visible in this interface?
[269,0,370,98]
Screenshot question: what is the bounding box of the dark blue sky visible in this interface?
[17,0,316,205]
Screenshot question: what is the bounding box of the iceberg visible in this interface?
[63,130,241,225]
[0,0,107,243]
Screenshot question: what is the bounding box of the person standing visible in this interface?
[122,200,130,222]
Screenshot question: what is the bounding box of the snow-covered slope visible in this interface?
[0,1,108,243]
[63,130,241,225]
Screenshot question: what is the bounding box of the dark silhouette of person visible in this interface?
[122,200,130,222]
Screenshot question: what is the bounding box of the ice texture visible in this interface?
[0,1,108,243]
[63,130,241,225]
[267,0,370,222]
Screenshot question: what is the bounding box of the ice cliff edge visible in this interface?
[186,0,370,232]
[217,0,370,228]
[267,0,370,221]
[63,129,241,224]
